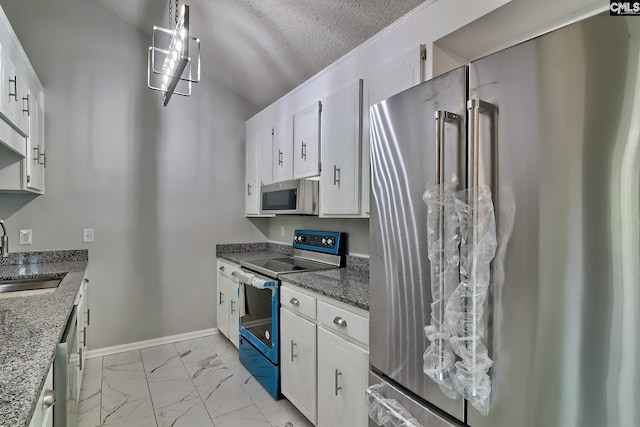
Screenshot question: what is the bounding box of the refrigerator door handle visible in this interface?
[466,99,496,192]
[366,384,424,427]
[433,111,458,187]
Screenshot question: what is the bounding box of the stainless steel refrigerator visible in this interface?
[368,12,640,427]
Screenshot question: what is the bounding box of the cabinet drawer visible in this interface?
[317,301,368,347]
[217,259,239,281]
[281,285,316,320]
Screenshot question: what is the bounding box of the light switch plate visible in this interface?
[19,230,32,245]
[83,228,94,243]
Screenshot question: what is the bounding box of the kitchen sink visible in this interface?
[0,277,62,295]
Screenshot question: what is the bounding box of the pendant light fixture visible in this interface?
[147,0,201,106]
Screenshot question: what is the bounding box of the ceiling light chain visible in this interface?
[147,1,202,106]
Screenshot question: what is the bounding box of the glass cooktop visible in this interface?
[240,256,336,278]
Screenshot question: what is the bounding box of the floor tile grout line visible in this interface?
[173,339,219,425]
[137,349,160,427]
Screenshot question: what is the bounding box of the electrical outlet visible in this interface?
[82,228,94,243]
[19,230,32,245]
[280,226,285,237]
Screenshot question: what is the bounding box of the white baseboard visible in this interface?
[86,328,219,359]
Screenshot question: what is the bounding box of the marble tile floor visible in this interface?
[78,333,313,427]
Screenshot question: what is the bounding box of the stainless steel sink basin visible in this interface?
[0,277,62,294]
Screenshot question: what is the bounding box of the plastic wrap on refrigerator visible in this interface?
[423,183,497,415]
[366,384,424,427]
[422,183,460,399]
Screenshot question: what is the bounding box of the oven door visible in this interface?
[233,269,279,364]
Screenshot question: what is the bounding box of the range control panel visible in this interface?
[292,230,346,255]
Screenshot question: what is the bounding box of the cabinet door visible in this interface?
[280,308,317,424]
[227,276,240,348]
[1,55,18,125]
[29,365,54,427]
[245,128,260,215]
[317,327,369,427]
[258,127,273,187]
[76,286,86,400]
[320,80,362,216]
[26,89,44,192]
[15,74,29,135]
[293,101,321,179]
[362,45,425,216]
[273,114,294,183]
[216,264,230,338]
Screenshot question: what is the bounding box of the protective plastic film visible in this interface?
[423,184,497,415]
[366,384,424,427]
[422,184,460,399]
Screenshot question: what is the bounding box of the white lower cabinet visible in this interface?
[280,308,317,424]
[76,277,90,401]
[216,259,240,348]
[28,364,54,427]
[280,282,369,427]
[317,327,369,427]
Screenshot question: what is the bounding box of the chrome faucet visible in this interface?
[0,219,8,258]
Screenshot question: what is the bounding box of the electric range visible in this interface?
[233,230,346,399]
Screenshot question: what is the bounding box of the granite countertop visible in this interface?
[280,267,369,311]
[0,250,89,427]
[216,242,369,311]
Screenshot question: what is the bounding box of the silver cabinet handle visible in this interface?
[333,165,340,186]
[289,297,300,306]
[83,326,87,345]
[301,141,307,160]
[219,291,224,305]
[22,93,30,116]
[8,76,17,101]
[42,389,56,409]
[86,308,90,326]
[33,145,40,162]
[247,183,252,196]
[83,278,90,284]
[230,300,236,314]
[39,151,46,167]
[335,369,342,396]
[290,340,297,362]
[278,149,283,166]
[78,347,83,371]
[333,317,347,327]
[219,266,225,272]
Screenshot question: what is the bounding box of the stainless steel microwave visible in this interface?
[260,179,319,215]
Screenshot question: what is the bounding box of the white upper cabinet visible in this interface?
[272,114,294,183]
[0,7,46,194]
[245,120,275,216]
[258,127,273,187]
[26,88,44,192]
[245,122,260,215]
[319,79,362,216]
[293,100,321,179]
[361,45,426,216]
[0,54,18,126]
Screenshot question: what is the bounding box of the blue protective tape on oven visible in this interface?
[239,336,280,400]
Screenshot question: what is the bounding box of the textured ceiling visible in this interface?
[97,0,426,108]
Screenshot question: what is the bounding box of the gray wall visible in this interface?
[0,0,265,349]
